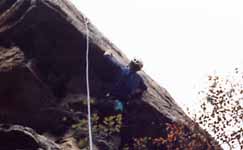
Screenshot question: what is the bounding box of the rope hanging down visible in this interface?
[85,18,93,150]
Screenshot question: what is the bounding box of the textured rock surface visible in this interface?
[0,124,60,150]
[0,0,221,149]
[0,46,24,72]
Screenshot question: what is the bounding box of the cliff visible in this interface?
[0,0,221,149]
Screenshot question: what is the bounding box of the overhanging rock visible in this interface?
[0,0,222,149]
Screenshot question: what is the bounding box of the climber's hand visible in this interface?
[104,50,113,56]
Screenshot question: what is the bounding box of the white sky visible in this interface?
[71,0,243,110]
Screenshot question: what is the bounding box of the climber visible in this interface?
[104,51,147,102]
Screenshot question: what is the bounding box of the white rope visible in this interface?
[85,18,93,150]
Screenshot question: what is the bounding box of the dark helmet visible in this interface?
[129,58,143,72]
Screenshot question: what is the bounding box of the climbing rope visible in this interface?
[85,17,93,150]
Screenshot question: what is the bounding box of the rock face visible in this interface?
[0,124,60,150]
[0,0,221,149]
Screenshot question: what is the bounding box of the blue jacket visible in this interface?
[104,54,147,98]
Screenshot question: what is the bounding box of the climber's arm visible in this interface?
[104,51,123,70]
[128,73,148,98]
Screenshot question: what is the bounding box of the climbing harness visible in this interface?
[85,17,93,150]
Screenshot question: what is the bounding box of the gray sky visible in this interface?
[71,0,243,110]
